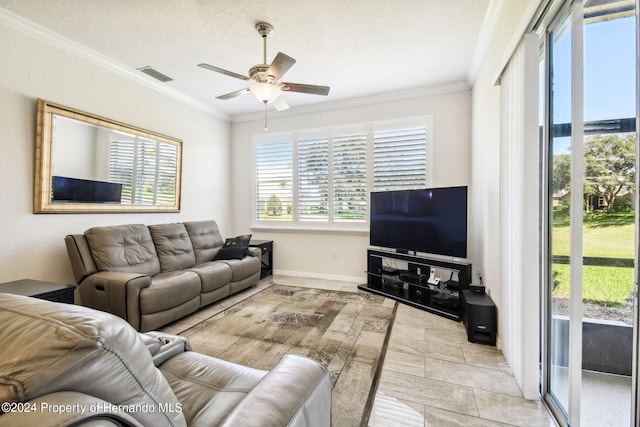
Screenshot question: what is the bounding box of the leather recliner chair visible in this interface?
[0,293,331,427]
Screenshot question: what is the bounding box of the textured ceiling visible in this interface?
[0,0,491,117]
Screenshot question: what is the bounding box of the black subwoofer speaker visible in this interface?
[462,290,497,345]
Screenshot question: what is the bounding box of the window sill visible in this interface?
[251,223,368,235]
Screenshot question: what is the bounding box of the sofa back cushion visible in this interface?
[149,223,197,272]
[183,220,224,264]
[85,224,161,275]
[0,293,186,427]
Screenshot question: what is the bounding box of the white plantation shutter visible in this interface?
[135,138,158,205]
[333,133,367,221]
[157,142,178,205]
[255,140,293,221]
[373,127,427,191]
[298,136,329,221]
[253,117,431,227]
[109,138,135,204]
[109,136,178,206]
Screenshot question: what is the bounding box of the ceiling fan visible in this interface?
[198,22,330,113]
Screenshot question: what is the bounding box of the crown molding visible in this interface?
[0,7,229,121]
[231,80,471,123]
[467,0,504,85]
[491,0,545,86]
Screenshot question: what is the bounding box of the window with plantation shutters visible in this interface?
[373,127,427,191]
[255,140,293,221]
[333,133,368,221]
[298,136,329,221]
[156,141,179,205]
[253,117,432,229]
[135,138,159,205]
[109,137,135,204]
[108,135,178,206]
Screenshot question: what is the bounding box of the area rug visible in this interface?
[178,284,397,427]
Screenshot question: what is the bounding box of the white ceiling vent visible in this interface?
[137,66,173,82]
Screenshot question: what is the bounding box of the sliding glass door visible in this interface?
[547,5,574,420]
[543,1,638,426]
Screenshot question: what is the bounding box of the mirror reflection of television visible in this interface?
[369,186,467,258]
[52,176,123,204]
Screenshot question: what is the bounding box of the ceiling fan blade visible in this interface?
[272,96,290,111]
[280,82,330,96]
[216,87,250,100]
[266,52,296,80]
[198,63,250,81]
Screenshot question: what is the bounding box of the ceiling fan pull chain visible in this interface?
[264,101,268,131]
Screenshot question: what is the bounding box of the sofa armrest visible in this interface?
[65,234,98,284]
[78,271,151,331]
[0,392,145,427]
[246,246,261,257]
[220,355,331,427]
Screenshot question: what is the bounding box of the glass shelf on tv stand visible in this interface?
[359,249,472,321]
[376,273,460,316]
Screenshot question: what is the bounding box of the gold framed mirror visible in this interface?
[34,99,182,213]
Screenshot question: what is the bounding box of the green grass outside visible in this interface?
[552,263,635,306]
[552,206,635,306]
[551,206,635,258]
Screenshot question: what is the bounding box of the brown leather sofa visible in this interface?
[65,220,261,331]
[0,293,331,426]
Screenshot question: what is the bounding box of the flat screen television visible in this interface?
[52,176,123,204]
[369,186,468,258]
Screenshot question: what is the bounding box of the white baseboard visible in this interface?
[274,269,365,284]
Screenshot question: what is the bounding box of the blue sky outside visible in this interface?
[551,14,636,154]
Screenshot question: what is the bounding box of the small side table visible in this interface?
[250,240,273,278]
[462,290,497,345]
[0,279,75,304]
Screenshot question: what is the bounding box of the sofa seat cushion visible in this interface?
[85,224,161,276]
[149,223,196,272]
[183,220,224,264]
[140,271,201,314]
[188,262,233,293]
[218,255,261,282]
[159,352,267,426]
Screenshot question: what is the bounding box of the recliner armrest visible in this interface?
[65,234,98,284]
[220,354,331,427]
[140,331,192,366]
[78,271,151,331]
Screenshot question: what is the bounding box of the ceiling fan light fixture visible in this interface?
[250,82,282,103]
[199,21,329,111]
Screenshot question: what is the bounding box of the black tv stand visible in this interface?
[359,249,472,321]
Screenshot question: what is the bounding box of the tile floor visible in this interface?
[273,275,554,427]
[162,275,556,426]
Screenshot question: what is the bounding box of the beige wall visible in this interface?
[230,87,472,281]
[469,0,542,398]
[470,0,539,320]
[0,22,230,285]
